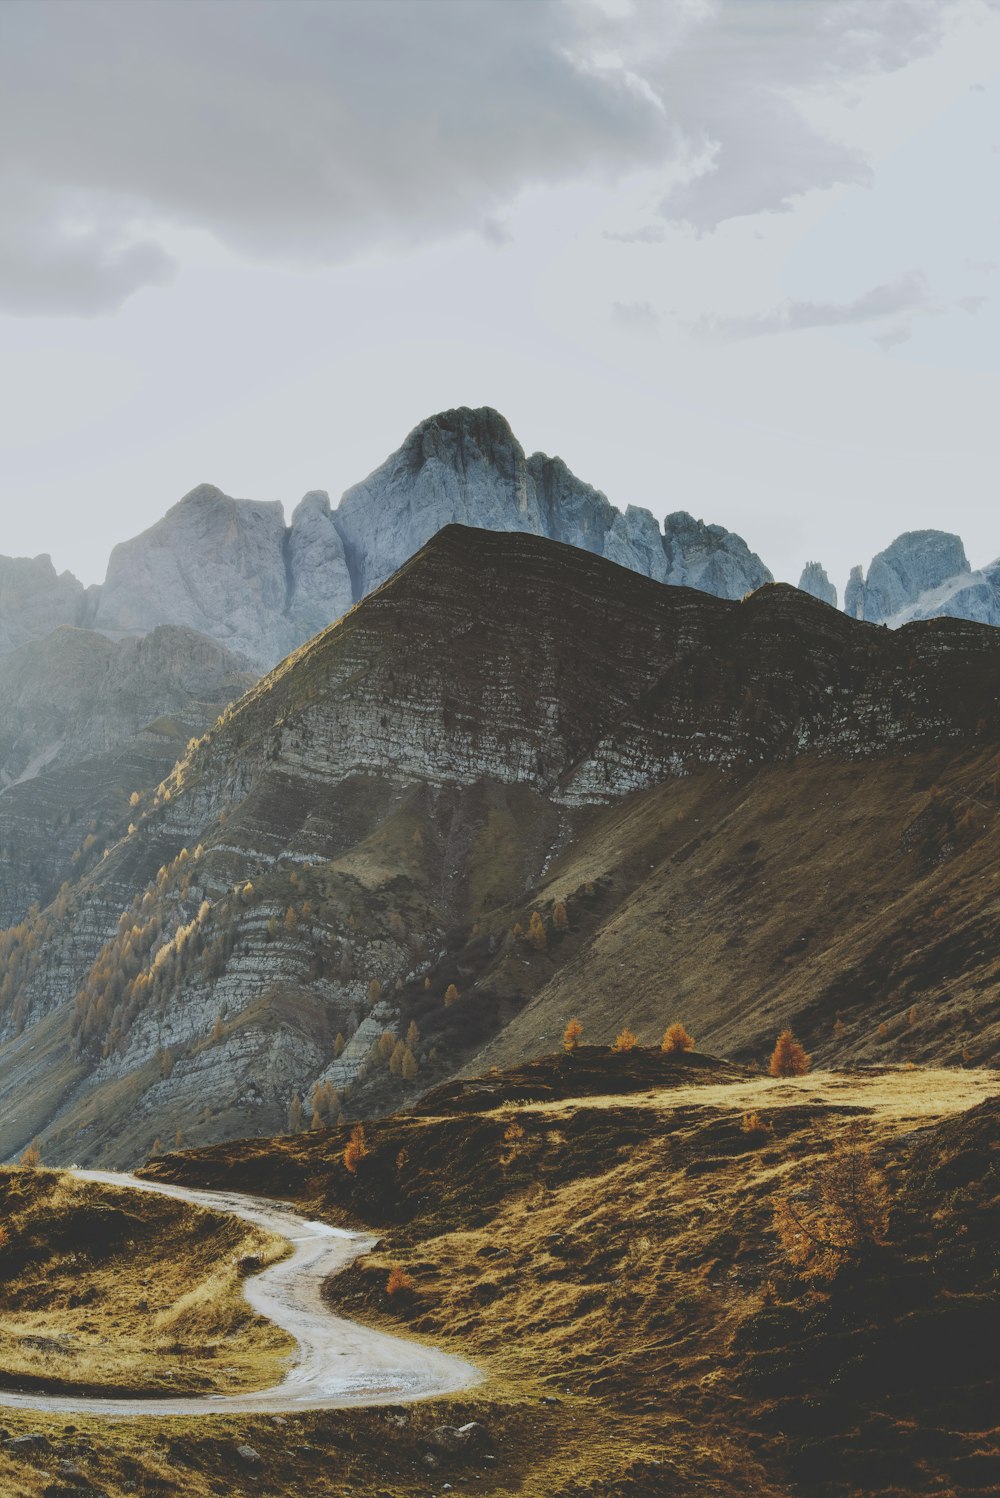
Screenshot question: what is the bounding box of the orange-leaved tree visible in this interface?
[385,1265,415,1298]
[612,1026,638,1053]
[563,1018,584,1053]
[344,1122,368,1174]
[661,1023,694,1055]
[769,1029,810,1077]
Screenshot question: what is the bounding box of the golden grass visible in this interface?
[0,1168,292,1397]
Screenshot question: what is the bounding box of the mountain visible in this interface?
[3,525,1000,1167]
[798,560,837,608]
[3,408,772,672]
[0,627,253,927]
[0,552,89,654]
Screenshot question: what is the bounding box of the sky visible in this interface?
[1,0,999,601]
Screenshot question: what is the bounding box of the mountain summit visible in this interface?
[1,407,772,669]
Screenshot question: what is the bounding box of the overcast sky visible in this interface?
[1,0,998,599]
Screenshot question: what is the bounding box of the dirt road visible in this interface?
[0,1170,479,1416]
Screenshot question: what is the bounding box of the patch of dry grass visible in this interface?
[0,1168,292,1397]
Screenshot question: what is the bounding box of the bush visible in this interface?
[386,1265,414,1298]
[612,1026,638,1053]
[769,1029,810,1077]
[661,1023,694,1055]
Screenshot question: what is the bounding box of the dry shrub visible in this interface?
[563,1018,584,1052]
[741,1111,771,1138]
[552,899,569,931]
[773,1122,892,1277]
[661,1023,694,1055]
[444,983,460,1007]
[500,1118,525,1167]
[385,1265,414,1299]
[344,1123,368,1175]
[612,1027,638,1053]
[768,1029,810,1077]
[18,1139,42,1168]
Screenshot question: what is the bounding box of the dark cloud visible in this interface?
[0,0,967,315]
[0,0,666,315]
[690,270,933,340]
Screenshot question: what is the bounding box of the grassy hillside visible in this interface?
[0,1168,291,1399]
[133,1049,1000,1498]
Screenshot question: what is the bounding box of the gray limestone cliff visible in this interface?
[799,561,837,609]
[661,510,772,598]
[845,532,970,624]
[0,553,87,654]
[3,408,774,673]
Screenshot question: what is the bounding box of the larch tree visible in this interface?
[769,1029,811,1077]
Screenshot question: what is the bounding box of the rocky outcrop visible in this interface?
[845,532,970,624]
[0,553,87,654]
[4,409,773,672]
[798,562,837,608]
[93,485,295,664]
[661,510,772,598]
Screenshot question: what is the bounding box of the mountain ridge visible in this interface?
[3,525,1000,1167]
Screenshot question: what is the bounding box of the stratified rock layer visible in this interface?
[3,526,1000,1169]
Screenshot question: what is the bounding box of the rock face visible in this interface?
[93,486,296,664]
[846,532,970,623]
[0,554,87,654]
[2,408,773,672]
[798,561,837,609]
[3,525,1000,1168]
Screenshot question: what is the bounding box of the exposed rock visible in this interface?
[285,490,353,644]
[0,553,86,655]
[661,510,772,599]
[844,565,865,620]
[887,557,1000,630]
[333,407,673,597]
[798,561,837,609]
[93,485,294,664]
[847,531,970,623]
[1,409,774,673]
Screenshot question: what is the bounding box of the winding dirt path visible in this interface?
[0,1170,479,1417]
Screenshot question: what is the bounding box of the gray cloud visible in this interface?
[649,0,959,230]
[690,270,933,340]
[0,0,667,315]
[0,0,970,315]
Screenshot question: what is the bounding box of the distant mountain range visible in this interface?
[3,407,996,678]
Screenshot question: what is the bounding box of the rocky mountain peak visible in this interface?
[847,530,970,623]
[798,560,837,608]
